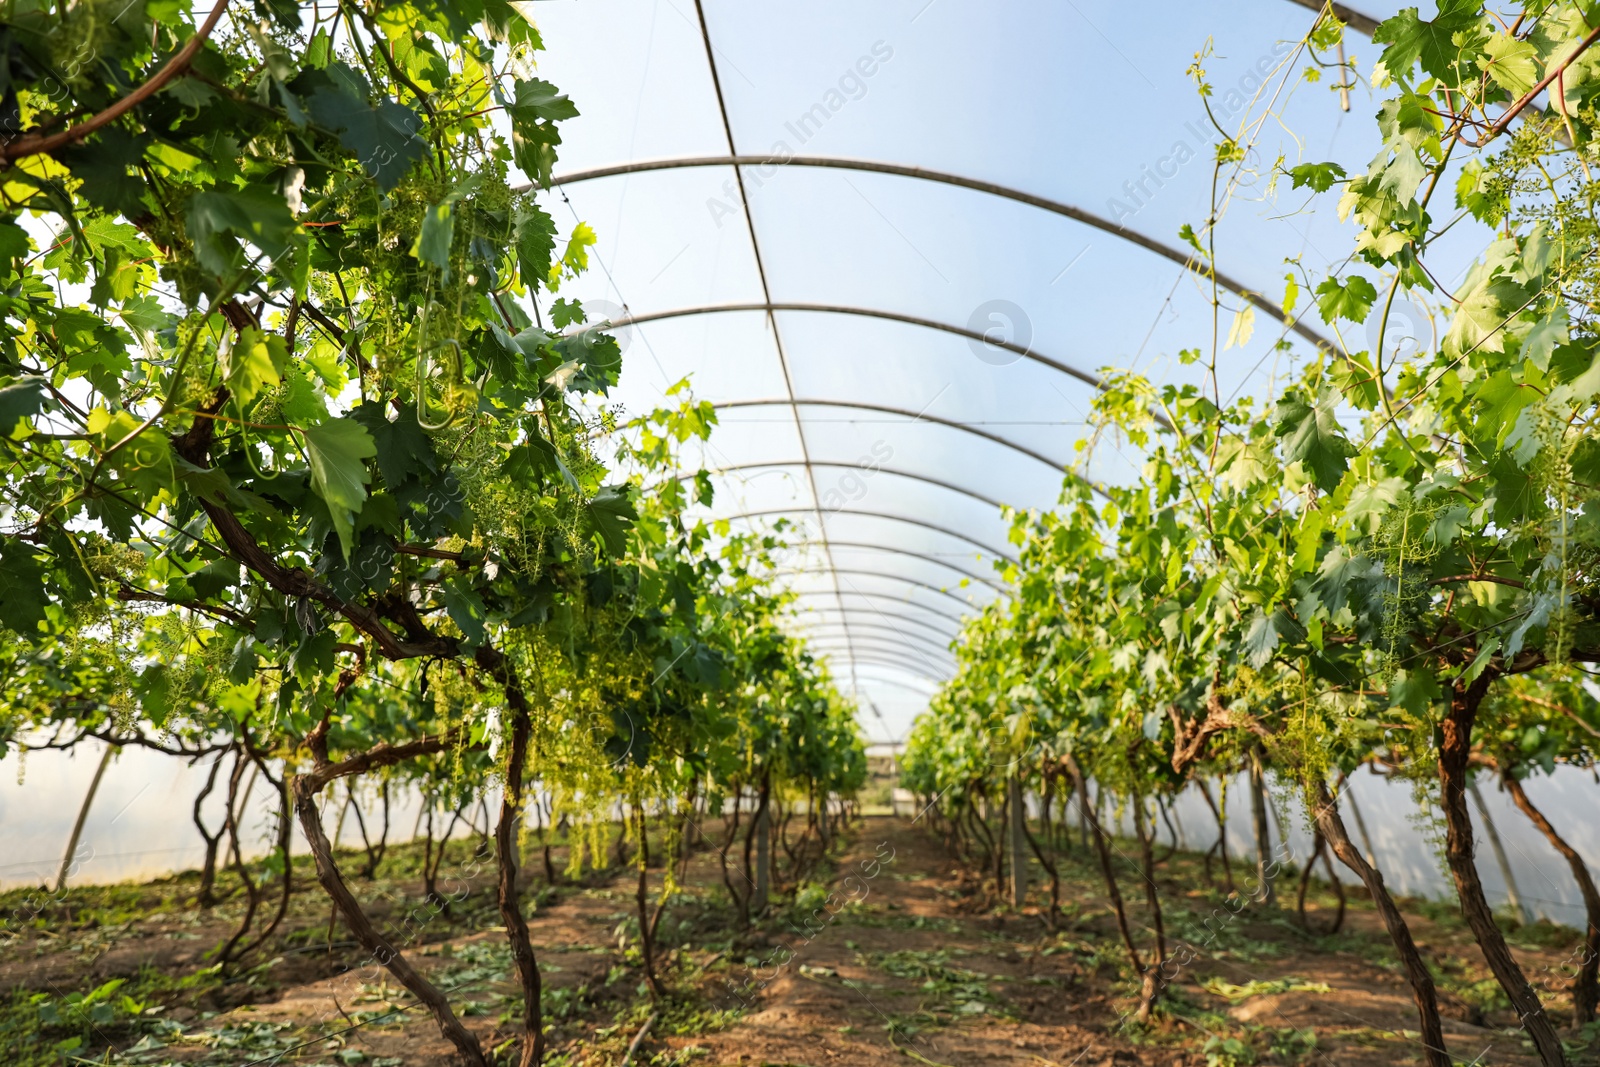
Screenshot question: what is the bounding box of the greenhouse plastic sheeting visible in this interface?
[5,747,1594,933]
[490,0,1486,741]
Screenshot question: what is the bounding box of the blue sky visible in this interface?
[512,0,1480,739]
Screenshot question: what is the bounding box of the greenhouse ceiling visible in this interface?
[519,0,1484,742]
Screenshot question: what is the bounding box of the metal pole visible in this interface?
[1249,752,1275,905]
[1470,777,1533,924]
[56,745,115,892]
[1008,775,1028,907]
[1345,777,1380,869]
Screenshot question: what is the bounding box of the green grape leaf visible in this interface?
[0,377,48,438]
[0,219,30,263]
[72,220,145,263]
[1455,160,1506,225]
[684,643,724,687]
[118,294,168,334]
[1225,305,1255,349]
[221,328,288,409]
[410,177,479,279]
[254,0,303,30]
[350,402,440,487]
[1315,275,1377,324]
[1289,161,1346,193]
[1459,636,1501,685]
[289,629,336,685]
[506,77,579,183]
[1482,31,1540,97]
[187,188,299,279]
[0,537,49,634]
[413,200,455,276]
[1373,0,1483,82]
[441,577,487,647]
[135,665,171,729]
[509,77,579,123]
[1504,592,1560,660]
[1214,436,1269,492]
[1241,609,1280,669]
[1290,509,1328,577]
[635,558,665,610]
[1388,668,1441,716]
[89,407,173,495]
[58,128,148,218]
[1487,451,1546,523]
[1344,476,1408,534]
[1274,388,1354,492]
[549,222,596,291]
[550,298,585,329]
[293,64,426,190]
[514,202,558,293]
[43,530,96,607]
[507,77,577,187]
[1375,135,1426,204]
[188,558,242,601]
[551,329,621,395]
[303,418,377,561]
[1472,369,1538,449]
[505,428,575,490]
[175,457,235,505]
[586,485,637,556]
[272,370,325,430]
[1329,351,1382,411]
[1522,305,1568,371]
[1445,274,1528,359]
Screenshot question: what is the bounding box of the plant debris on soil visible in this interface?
[3,813,1597,1067]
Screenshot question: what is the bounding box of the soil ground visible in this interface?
[2,812,1596,1067]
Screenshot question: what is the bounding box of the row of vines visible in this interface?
[904,4,1600,1067]
[0,3,866,1066]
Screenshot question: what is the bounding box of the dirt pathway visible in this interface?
[5,815,1590,1066]
[649,817,1564,1067]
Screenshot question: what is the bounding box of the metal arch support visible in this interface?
[792,539,1005,591]
[844,672,941,693]
[603,301,1117,403]
[716,398,1074,479]
[809,647,952,680]
[807,636,953,665]
[803,619,953,650]
[816,638,946,662]
[814,650,950,681]
[799,622,954,657]
[830,653,951,679]
[819,644,948,669]
[806,640,952,674]
[787,566,988,611]
[796,606,961,642]
[799,618,961,660]
[850,662,942,681]
[587,305,1176,435]
[808,631,951,654]
[846,658,945,681]
[720,507,1019,565]
[686,1,864,696]
[706,460,1008,512]
[543,155,1333,353]
[789,602,961,642]
[1284,0,1379,36]
[787,589,969,626]
[853,686,939,708]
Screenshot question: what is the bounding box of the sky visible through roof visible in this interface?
[515,0,1487,743]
